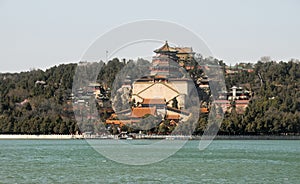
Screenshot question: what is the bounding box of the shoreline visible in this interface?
[201,135,300,140]
[0,134,300,140]
[0,134,84,140]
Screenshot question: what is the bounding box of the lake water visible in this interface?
[0,139,299,183]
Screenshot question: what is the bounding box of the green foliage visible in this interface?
[172,97,179,109]
[0,58,299,135]
[222,60,300,135]
[0,64,78,134]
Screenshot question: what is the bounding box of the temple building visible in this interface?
[132,41,196,110]
[215,86,251,114]
[106,42,196,128]
[131,75,194,110]
[151,41,195,77]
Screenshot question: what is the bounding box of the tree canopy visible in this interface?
[0,59,299,135]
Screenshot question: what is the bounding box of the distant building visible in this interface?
[198,75,209,89]
[106,42,196,128]
[151,41,195,77]
[215,86,251,114]
[131,107,157,119]
[131,75,194,110]
[141,98,166,116]
[35,80,46,85]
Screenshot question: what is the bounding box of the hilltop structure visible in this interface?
[131,76,194,110]
[106,42,195,128]
[105,41,252,132]
[151,41,195,77]
[214,86,251,114]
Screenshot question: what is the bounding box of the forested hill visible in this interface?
[0,59,299,135]
[0,59,125,134]
[219,60,300,135]
[0,64,77,134]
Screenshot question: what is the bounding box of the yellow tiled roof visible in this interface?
[142,98,166,105]
[131,107,156,118]
[154,41,177,53]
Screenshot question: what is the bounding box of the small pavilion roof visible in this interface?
[131,107,156,118]
[154,41,178,53]
[142,98,166,105]
[166,114,180,120]
[174,47,194,54]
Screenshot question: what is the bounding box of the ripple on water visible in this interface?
[0,140,299,183]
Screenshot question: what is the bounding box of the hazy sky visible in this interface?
[0,0,299,72]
